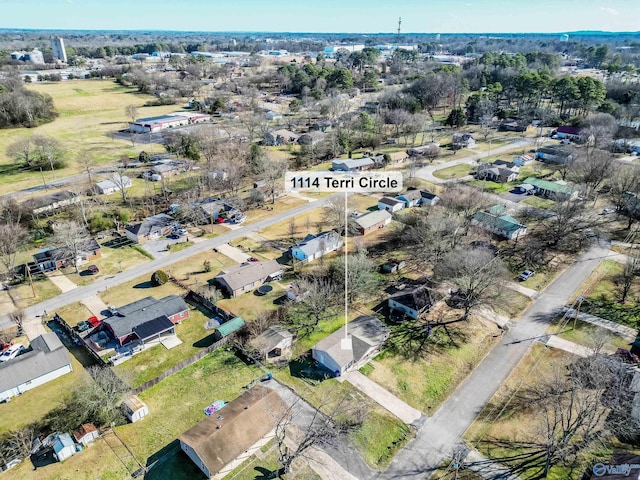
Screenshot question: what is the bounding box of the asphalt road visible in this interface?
[0,193,341,330]
[379,242,611,479]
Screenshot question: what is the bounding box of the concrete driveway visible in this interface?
[45,271,78,293]
[215,243,252,263]
[81,295,110,318]
[143,236,187,258]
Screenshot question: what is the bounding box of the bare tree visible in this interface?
[0,222,28,279]
[51,221,90,274]
[125,104,138,126]
[610,165,640,230]
[616,251,640,303]
[569,147,614,200]
[440,186,492,229]
[323,198,348,234]
[9,308,25,336]
[434,247,508,319]
[398,209,463,265]
[287,276,339,337]
[261,159,287,205]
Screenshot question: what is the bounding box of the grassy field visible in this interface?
[217,282,286,322]
[8,275,61,309]
[364,316,501,413]
[99,272,186,307]
[433,163,474,180]
[0,352,90,434]
[520,196,555,209]
[168,250,236,287]
[0,80,179,195]
[54,301,94,326]
[548,318,633,351]
[221,444,321,480]
[258,207,326,241]
[494,290,532,319]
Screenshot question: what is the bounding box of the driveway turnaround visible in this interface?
[343,370,423,426]
[380,243,611,479]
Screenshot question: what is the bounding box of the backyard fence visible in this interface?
[131,334,234,394]
[53,314,107,366]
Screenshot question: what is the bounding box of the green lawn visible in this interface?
[549,318,633,351]
[468,179,511,194]
[0,352,90,434]
[8,275,61,309]
[100,273,186,307]
[520,196,555,209]
[55,301,94,326]
[221,445,322,480]
[113,308,220,388]
[495,290,532,319]
[217,283,286,322]
[433,163,474,180]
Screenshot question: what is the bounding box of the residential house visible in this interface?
[476,165,519,183]
[354,210,393,235]
[396,190,423,208]
[378,197,405,213]
[388,284,433,320]
[103,295,189,347]
[452,132,476,149]
[492,159,521,173]
[33,238,101,272]
[472,210,527,240]
[555,125,581,140]
[407,143,440,158]
[52,433,76,462]
[499,118,528,132]
[535,146,572,164]
[312,315,390,377]
[522,177,575,200]
[122,395,149,423]
[311,119,333,132]
[73,424,99,446]
[265,111,283,121]
[297,131,324,146]
[249,326,293,362]
[179,385,287,479]
[290,231,343,263]
[150,162,183,179]
[25,190,79,215]
[263,129,299,146]
[125,213,175,244]
[95,176,133,195]
[387,151,408,163]
[332,158,375,172]
[214,317,246,341]
[513,154,534,166]
[0,333,73,403]
[213,260,283,297]
[197,200,235,224]
[420,190,441,206]
[207,170,228,182]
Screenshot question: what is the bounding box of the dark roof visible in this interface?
[33,238,100,264]
[132,315,175,341]
[125,214,174,237]
[179,386,287,476]
[0,333,71,394]
[105,295,188,339]
[537,146,571,156]
[390,285,433,312]
[397,190,422,201]
[420,190,439,200]
[379,197,405,206]
[557,125,581,135]
[24,190,77,210]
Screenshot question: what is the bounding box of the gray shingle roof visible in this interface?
[0,333,71,394]
[106,295,188,339]
[294,231,343,258]
[214,260,283,292]
[379,197,405,207]
[125,214,174,237]
[355,210,392,230]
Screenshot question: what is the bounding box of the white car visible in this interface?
[600,208,616,215]
[108,305,118,315]
[0,343,24,363]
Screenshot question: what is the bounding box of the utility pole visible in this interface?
[397,17,402,36]
[39,167,48,191]
[573,296,584,330]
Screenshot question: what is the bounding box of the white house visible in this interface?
[290,231,343,263]
[395,190,423,208]
[378,197,405,213]
[0,334,72,403]
[312,316,390,377]
[95,176,132,195]
[73,424,99,446]
[332,158,375,172]
[388,285,433,320]
[121,395,149,423]
[265,111,283,121]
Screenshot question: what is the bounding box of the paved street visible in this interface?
[0,193,342,331]
[380,243,611,479]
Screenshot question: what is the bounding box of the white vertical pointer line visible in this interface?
[344,189,348,340]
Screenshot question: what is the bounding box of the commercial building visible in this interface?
[50,37,68,63]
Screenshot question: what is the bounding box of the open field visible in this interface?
[99,273,186,307]
[0,352,90,434]
[55,301,94,326]
[228,237,283,260]
[8,275,61,309]
[217,282,286,322]
[258,207,326,241]
[0,80,180,195]
[433,163,474,180]
[363,316,501,413]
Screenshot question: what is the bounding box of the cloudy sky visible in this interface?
[1,0,639,33]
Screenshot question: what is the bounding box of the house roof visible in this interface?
[536,146,571,156]
[390,285,433,313]
[0,333,71,394]
[122,395,147,414]
[179,385,287,476]
[24,190,78,211]
[132,315,175,342]
[473,211,526,234]
[379,197,405,207]
[33,238,100,264]
[557,125,581,135]
[354,210,392,230]
[397,190,422,202]
[73,424,97,442]
[105,295,189,340]
[332,158,375,169]
[407,143,440,156]
[493,159,518,169]
[125,213,175,237]
[420,190,439,200]
[96,176,131,191]
[134,114,187,124]
[388,151,408,161]
[487,204,507,215]
[215,260,283,292]
[249,326,293,354]
[523,177,574,195]
[453,132,474,141]
[293,231,343,258]
[313,316,390,370]
[270,129,299,139]
[216,317,246,337]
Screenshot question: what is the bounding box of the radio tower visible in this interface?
[397,17,402,36]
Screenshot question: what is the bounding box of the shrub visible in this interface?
[151,270,169,286]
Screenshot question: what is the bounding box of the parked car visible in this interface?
[108,305,118,315]
[87,265,99,274]
[518,269,535,281]
[599,208,616,215]
[167,233,180,240]
[176,228,188,236]
[0,343,24,363]
[247,257,259,262]
[87,316,101,328]
[76,321,92,332]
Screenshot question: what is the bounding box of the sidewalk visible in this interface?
[506,282,538,299]
[342,370,423,425]
[464,449,523,480]
[544,336,604,358]
[561,307,637,339]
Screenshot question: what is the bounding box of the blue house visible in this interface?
[395,190,423,208]
[52,433,76,462]
[290,231,343,263]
